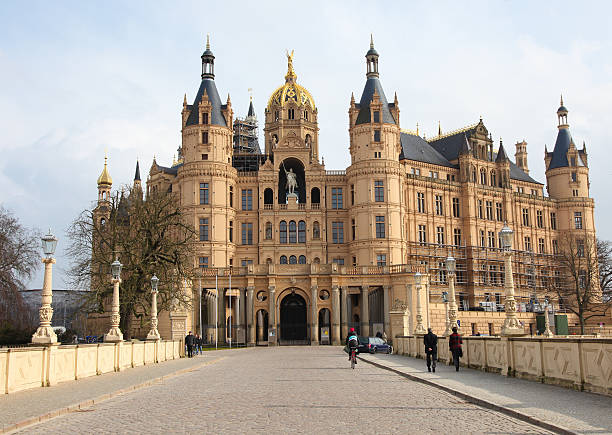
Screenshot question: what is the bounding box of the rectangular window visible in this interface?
[198,257,208,268]
[417,192,425,213]
[373,111,380,123]
[199,218,209,241]
[202,154,208,160]
[333,257,345,265]
[351,218,356,241]
[374,181,384,202]
[229,221,233,243]
[537,210,543,228]
[453,228,462,246]
[480,230,485,247]
[485,201,493,220]
[418,224,427,245]
[452,198,460,218]
[332,188,343,209]
[571,172,577,182]
[241,259,253,267]
[229,186,233,207]
[375,216,385,239]
[524,236,532,252]
[577,239,585,257]
[376,254,387,266]
[478,200,483,219]
[352,256,357,267]
[496,202,503,221]
[538,238,545,254]
[488,231,496,248]
[550,212,557,230]
[435,195,443,216]
[241,222,253,245]
[522,208,530,226]
[199,182,209,205]
[374,130,381,142]
[241,189,253,211]
[552,239,558,254]
[332,221,344,244]
[202,131,208,144]
[436,226,445,245]
[202,113,209,125]
[574,212,583,229]
[412,168,421,176]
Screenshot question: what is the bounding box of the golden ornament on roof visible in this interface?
[266,50,315,111]
[97,155,113,186]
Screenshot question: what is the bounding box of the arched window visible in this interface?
[280,221,287,244]
[280,255,288,264]
[472,167,477,182]
[100,218,106,231]
[289,255,297,264]
[313,257,320,264]
[304,111,309,121]
[265,222,272,240]
[289,220,297,243]
[266,258,272,265]
[288,108,295,120]
[305,134,311,147]
[313,221,320,239]
[298,255,306,264]
[490,170,496,187]
[298,221,306,243]
[480,168,487,185]
[311,187,320,204]
[264,188,273,205]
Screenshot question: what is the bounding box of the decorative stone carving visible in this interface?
[391,298,407,312]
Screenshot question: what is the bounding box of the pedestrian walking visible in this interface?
[449,326,463,371]
[185,331,195,358]
[423,328,437,372]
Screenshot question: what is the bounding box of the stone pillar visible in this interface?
[340,286,348,340]
[146,288,160,341]
[247,286,256,346]
[383,285,391,337]
[501,249,524,336]
[239,288,246,343]
[217,288,226,344]
[331,285,341,345]
[445,272,459,336]
[311,285,319,345]
[104,278,124,342]
[257,309,265,342]
[361,285,370,337]
[414,277,427,336]
[32,258,58,344]
[268,286,276,345]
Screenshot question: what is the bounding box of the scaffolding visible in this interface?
[233,95,260,154]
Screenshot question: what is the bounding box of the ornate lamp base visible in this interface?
[501,318,525,336]
[32,326,58,344]
[146,329,161,341]
[104,327,124,343]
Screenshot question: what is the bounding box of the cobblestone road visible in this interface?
[17,347,552,434]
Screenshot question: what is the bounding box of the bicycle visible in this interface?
[350,347,357,369]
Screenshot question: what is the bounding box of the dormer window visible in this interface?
[373,111,380,123]
[374,130,381,142]
[202,132,208,144]
[202,113,209,125]
[571,172,577,182]
[570,157,576,166]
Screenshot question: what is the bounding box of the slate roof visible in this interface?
[156,163,181,176]
[399,132,455,168]
[548,127,573,170]
[355,77,396,125]
[185,78,227,127]
[134,161,141,181]
[247,100,255,117]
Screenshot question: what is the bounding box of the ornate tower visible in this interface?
[347,37,404,265]
[97,155,112,204]
[515,140,529,174]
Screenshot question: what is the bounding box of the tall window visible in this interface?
[574,212,583,229]
[485,201,493,220]
[332,221,344,244]
[280,255,288,264]
[524,236,532,252]
[298,221,306,243]
[577,239,585,257]
[229,186,233,207]
[496,202,503,221]
[418,224,427,245]
[522,208,530,226]
[478,200,483,219]
[199,257,208,268]
[312,221,320,239]
[373,110,380,123]
[436,226,445,245]
[331,188,343,209]
[376,254,387,266]
[229,221,233,243]
[298,255,306,264]
[488,231,496,248]
[375,216,385,238]
[351,218,356,240]
[202,131,208,144]
[453,228,462,246]
[289,255,297,264]
[550,212,557,230]
[538,238,545,254]
[288,108,295,120]
[480,230,486,247]
[350,185,355,205]
[265,222,272,240]
[242,222,253,245]
[480,169,487,185]
[279,221,287,244]
[435,195,443,216]
[199,218,209,241]
[490,171,496,187]
[452,198,460,218]
[199,183,209,205]
[536,210,543,228]
[242,189,253,211]
[374,130,381,142]
[552,239,558,254]
[417,192,425,213]
[202,113,209,125]
[374,181,384,202]
[289,220,297,243]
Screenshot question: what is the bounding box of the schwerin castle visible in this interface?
[92,37,596,345]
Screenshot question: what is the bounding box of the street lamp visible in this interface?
[444,255,459,336]
[32,230,58,344]
[147,274,161,340]
[499,223,524,336]
[542,298,554,337]
[104,258,124,342]
[414,272,427,335]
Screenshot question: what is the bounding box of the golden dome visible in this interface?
[266,51,315,111]
[97,155,113,186]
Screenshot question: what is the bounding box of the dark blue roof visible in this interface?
[355,77,396,125]
[185,78,227,127]
[428,127,477,162]
[400,132,455,168]
[548,127,572,169]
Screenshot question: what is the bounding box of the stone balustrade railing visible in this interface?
[393,335,612,396]
[0,340,182,394]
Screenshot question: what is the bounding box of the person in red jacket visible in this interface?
[448,326,462,371]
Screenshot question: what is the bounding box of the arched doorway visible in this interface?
[279,292,308,344]
[319,308,331,345]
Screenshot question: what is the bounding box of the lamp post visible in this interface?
[146,274,161,341]
[542,299,554,337]
[32,230,58,344]
[104,259,124,342]
[444,255,459,336]
[414,272,427,335]
[499,223,525,336]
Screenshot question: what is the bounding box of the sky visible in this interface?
[1,1,611,290]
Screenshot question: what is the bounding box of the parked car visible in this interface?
[358,336,392,354]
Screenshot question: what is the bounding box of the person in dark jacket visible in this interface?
[185,331,195,358]
[449,326,462,371]
[423,328,438,372]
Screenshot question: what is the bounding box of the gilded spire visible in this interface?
[416,122,419,136]
[285,49,296,81]
[438,121,442,136]
[97,154,113,186]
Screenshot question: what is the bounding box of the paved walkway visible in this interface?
[359,352,612,434]
[11,347,553,434]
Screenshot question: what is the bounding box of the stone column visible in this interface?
[239,288,246,343]
[414,278,427,335]
[32,258,58,344]
[331,285,341,345]
[383,285,391,337]
[268,286,276,345]
[361,285,370,337]
[501,249,524,336]
[257,309,265,342]
[217,288,226,344]
[146,288,160,341]
[311,285,319,345]
[104,277,124,342]
[247,286,256,346]
[340,286,348,339]
[445,272,459,336]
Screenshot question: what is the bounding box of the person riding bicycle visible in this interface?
[346,328,359,361]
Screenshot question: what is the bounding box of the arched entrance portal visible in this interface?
[279,292,309,345]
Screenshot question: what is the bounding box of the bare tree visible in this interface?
[547,233,611,334]
[0,206,40,329]
[597,238,612,302]
[66,186,196,339]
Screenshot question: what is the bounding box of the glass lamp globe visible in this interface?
[41,230,58,258]
[445,256,456,273]
[111,259,123,280]
[151,274,159,292]
[414,271,422,286]
[499,224,513,249]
